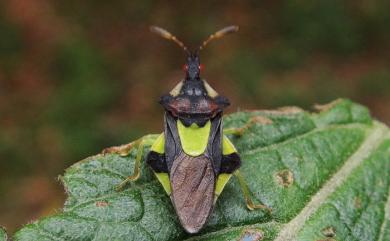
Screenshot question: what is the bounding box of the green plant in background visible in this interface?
[0,99,387,241]
[47,40,118,161]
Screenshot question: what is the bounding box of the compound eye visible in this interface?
[182,64,188,72]
[199,64,204,72]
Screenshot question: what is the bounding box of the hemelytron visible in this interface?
[104,25,271,234]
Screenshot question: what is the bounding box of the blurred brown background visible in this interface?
[0,0,389,233]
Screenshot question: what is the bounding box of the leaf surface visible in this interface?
[13,99,390,241]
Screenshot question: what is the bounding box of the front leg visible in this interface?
[102,134,158,156]
[102,134,158,191]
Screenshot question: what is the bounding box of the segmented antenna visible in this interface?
[150,26,190,54]
[199,25,239,51]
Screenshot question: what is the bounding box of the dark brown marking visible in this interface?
[276,169,294,187]
[314,99,343,112]
[167,97,220,116]
[321,226,336,238]
[239,229,264,241]
[170,152,215,233]
[95,200,109,207]
[251,116,273,125]
[354,196,362,209]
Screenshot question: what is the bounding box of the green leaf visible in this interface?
[13,99,390,241]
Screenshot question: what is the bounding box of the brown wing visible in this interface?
[170,152,215,233]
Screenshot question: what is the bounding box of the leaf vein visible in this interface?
[274,122,388,241]
[378,185,390,241]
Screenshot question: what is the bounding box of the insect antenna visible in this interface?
[198,25,239,51]
[150,26,190,55]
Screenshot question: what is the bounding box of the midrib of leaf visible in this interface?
[379,178,390,241]
[274,121,389,241]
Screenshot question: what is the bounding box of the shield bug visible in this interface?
[104,25,271,234]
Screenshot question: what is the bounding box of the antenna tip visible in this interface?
[150,26,172,39]
[215,25,239,37]
[230,25,240,32]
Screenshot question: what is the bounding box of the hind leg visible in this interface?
[234,170,272,213]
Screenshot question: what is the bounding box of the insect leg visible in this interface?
[223,116,272,136]
[102,135,157,191]
[102,134,157,156]
[234,170,272,213]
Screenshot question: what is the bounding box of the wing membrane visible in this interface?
[170,152,215,233]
